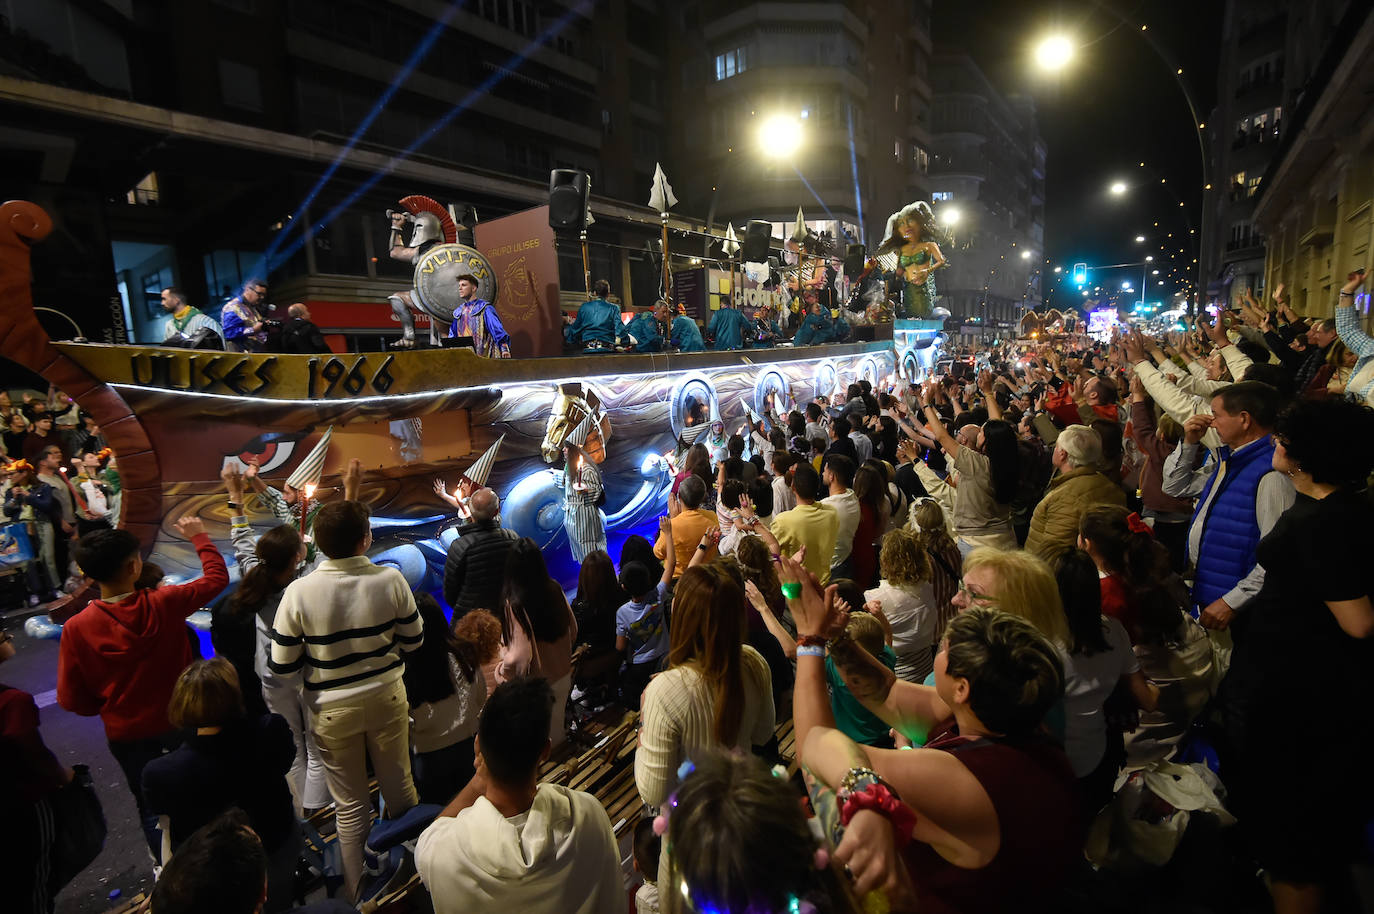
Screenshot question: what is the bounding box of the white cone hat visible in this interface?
[460,434,504,488]
[565,412,598,448]
[679,423,710,445]
[285,427,332,491]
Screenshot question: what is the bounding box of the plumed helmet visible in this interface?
[409,211,444,248]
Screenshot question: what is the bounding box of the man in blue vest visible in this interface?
[563,279,621,352]
[1160,380,1294,631]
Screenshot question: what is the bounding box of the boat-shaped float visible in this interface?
[1,200,945,592]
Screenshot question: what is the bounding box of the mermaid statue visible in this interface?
[876,201,947,318]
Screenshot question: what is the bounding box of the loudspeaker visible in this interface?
[742,220,772,263]
[549,169,590,230]
[843,243,866,279]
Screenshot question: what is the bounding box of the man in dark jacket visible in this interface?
[442,488,518,618]
[274,303,332,354]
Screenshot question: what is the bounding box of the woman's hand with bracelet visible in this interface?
[775,548,840,639]
[835,809,917,908]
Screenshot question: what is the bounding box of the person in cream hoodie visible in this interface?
[416,678,623,914]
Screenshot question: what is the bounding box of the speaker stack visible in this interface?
[548,169,591,230]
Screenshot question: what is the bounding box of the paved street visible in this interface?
[3,615,155,914]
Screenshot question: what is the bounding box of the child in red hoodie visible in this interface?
[57,516,229,856]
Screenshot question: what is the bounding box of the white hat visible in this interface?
[460,434,504,488]
[286,427,332,491]
[565,412,599,448]
[679,423,710,445]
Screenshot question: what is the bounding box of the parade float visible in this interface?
[1,199,945,597]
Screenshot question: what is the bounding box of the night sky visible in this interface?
[933,0,1225,308]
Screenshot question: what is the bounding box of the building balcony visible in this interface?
[1230,126,1282,151]
[701,1,865,43]
[702,64,869,103]
[1223,240,1265,260]
[1233,71,1283,102]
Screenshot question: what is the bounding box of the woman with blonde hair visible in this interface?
[863,528,940,682]
[635,564,775,808]
[952,547,1070,647]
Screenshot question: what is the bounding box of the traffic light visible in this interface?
[1072,262,1088,286]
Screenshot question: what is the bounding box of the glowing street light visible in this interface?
[1110,181,1128,195]
[1034,35,1075,71]
[758,114,803,159]
[1020,250,1032,260]
[1135,234,1146,243]
[940,208,962,226]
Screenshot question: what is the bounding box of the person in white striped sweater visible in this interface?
[269,500,424,900]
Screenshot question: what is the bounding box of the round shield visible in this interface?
[413,243,499,322]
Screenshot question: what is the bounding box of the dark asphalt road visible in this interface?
[3,615,156,914]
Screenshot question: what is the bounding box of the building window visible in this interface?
[894,139,902,161]
[126,172,159,206]
[1246,175,1262,196]
[714,47,747,81]
[913,146,929,174]
[218,59,262,112]
[932,191,954,202]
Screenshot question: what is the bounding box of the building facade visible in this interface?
[1251,1,1372,319]
[0,0,682,346]
[665,0,935,253]
[926,53,1046,330]
[1199,0,1290,308]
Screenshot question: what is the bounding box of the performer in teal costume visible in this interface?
[708,300,751,350]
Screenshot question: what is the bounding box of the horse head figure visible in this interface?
[541,383,611,464]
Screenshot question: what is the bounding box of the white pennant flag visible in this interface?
[722,223,740,257]
[648,162,678,214]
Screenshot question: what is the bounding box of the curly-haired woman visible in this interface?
[863,528,940,682]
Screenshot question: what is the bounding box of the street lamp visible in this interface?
[1135,234,1146,243]
[1034,35,1075,71]
[1109,181,1128,195]
[1035,11,1211,303]
[1020,250,1032,260]
[941,208,962,227]
[758,114,803,158]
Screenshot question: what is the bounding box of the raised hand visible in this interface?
[174,515,206,538]
[221,463,245,503]
[1124,331,1146,365]
[1182,414,1214,445]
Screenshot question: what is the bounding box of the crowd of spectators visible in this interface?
[5,270,1374,914]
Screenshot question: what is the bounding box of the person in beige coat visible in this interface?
[1024,424,1127,559]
